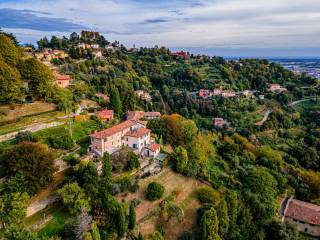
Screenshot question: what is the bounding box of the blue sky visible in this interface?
[0,0,319,58]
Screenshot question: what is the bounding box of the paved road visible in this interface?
[287,96,317,107]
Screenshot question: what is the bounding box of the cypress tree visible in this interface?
[128,201,136,230]
[110,87,122,116]
[117,204,126,237]
[200,211,208,240]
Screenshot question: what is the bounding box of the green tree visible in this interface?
[172,146,189,173]
[100,153,112,194]
[109,87,122,116]
[216,200,229,238]
[57,182,91,215]
[0,59,23,103]
[4,224,36,240]
[128,201,136,230]
[0,192,29,227]
[91,221,101,240]
[18,58,54,99]
[3,142,55,195]
[145,182,165,201]
[207,207,221,240]
[0,34,21,66]
[117,204,126,237]
[200,211,208,240]
[126,151,140,170]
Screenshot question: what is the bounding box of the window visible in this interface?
[304,228,308,233]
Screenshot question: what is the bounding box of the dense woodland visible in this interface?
[0,31,319,240]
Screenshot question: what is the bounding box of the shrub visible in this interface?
[145,182,165,201]
[48,132,74,150]
[15,131,37,143]
[196,186,221,205]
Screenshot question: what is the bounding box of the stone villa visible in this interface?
[280,197,320,237]
[90,111,161,158]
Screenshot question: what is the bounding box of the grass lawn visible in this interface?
[118,168,206,239]
[27,204,72,238]
[34,119,99,144]
[293,100,320,113]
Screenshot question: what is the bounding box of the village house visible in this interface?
[214,118,227,128]
[35,49,68,62]
[91,44,100,50]
[92,50,103,59]
[143,143,161,158]
[90,111,161,157]
[173,50,189,60]
[127,111,161,121]
[199,89,213,99]
[124,128,151,153]
[135,90,152,101]
[95,93,110,103]
[268,84,287,93]
[54,72,71,88]
[221,90,236,98]
[97,109,114,122]
[280,197,320,237]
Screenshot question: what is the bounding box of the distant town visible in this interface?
[273,59,320,79]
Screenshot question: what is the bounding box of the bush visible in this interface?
[15,131,37,143]
[196,186,221,205]
[145,182,165,201]
[48,132,74,150]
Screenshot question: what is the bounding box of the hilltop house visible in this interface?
[213,118,228,128]
[90,111,161,157]
[35,49,68,62]
[97,109,114,122]
[95,93,110,103]
[268,84,287,93]
[173,50,189,60]
[54,72,71,88]
[199,89,213,99]
[135,90,152,102]
[280,197,320,237]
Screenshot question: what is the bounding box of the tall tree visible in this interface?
[216,200,229,238]
[109,87,123,116]
[128,201,136,230]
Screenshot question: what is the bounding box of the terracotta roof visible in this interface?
[144,112,161,118]
[97,109,113,117]
[124,128,150,138]
[147,143,160,152]
[91,120,136,139]
[284,199,320,225]
[55,72,71,81]
[127,111,161,120]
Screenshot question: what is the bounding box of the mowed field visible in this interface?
[118,168,207,239]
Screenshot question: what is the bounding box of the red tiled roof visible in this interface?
[284,199,320,225]
[91,120,135,139]
[55,72,71,81]
[127,111,161,120]
[147,143,160,152]
[97,109,113,117]
[124,128,150,138]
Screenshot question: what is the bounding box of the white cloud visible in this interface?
[0,0,319,53]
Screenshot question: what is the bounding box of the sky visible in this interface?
[0,0,319,58]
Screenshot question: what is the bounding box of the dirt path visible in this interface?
[0,121,64,142]
[255,110,272,126]
[0,122,64,142]
[287,96,317,107]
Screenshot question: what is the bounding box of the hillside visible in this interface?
[0,31,319,240]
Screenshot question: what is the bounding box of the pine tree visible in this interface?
[128,201,136,230]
